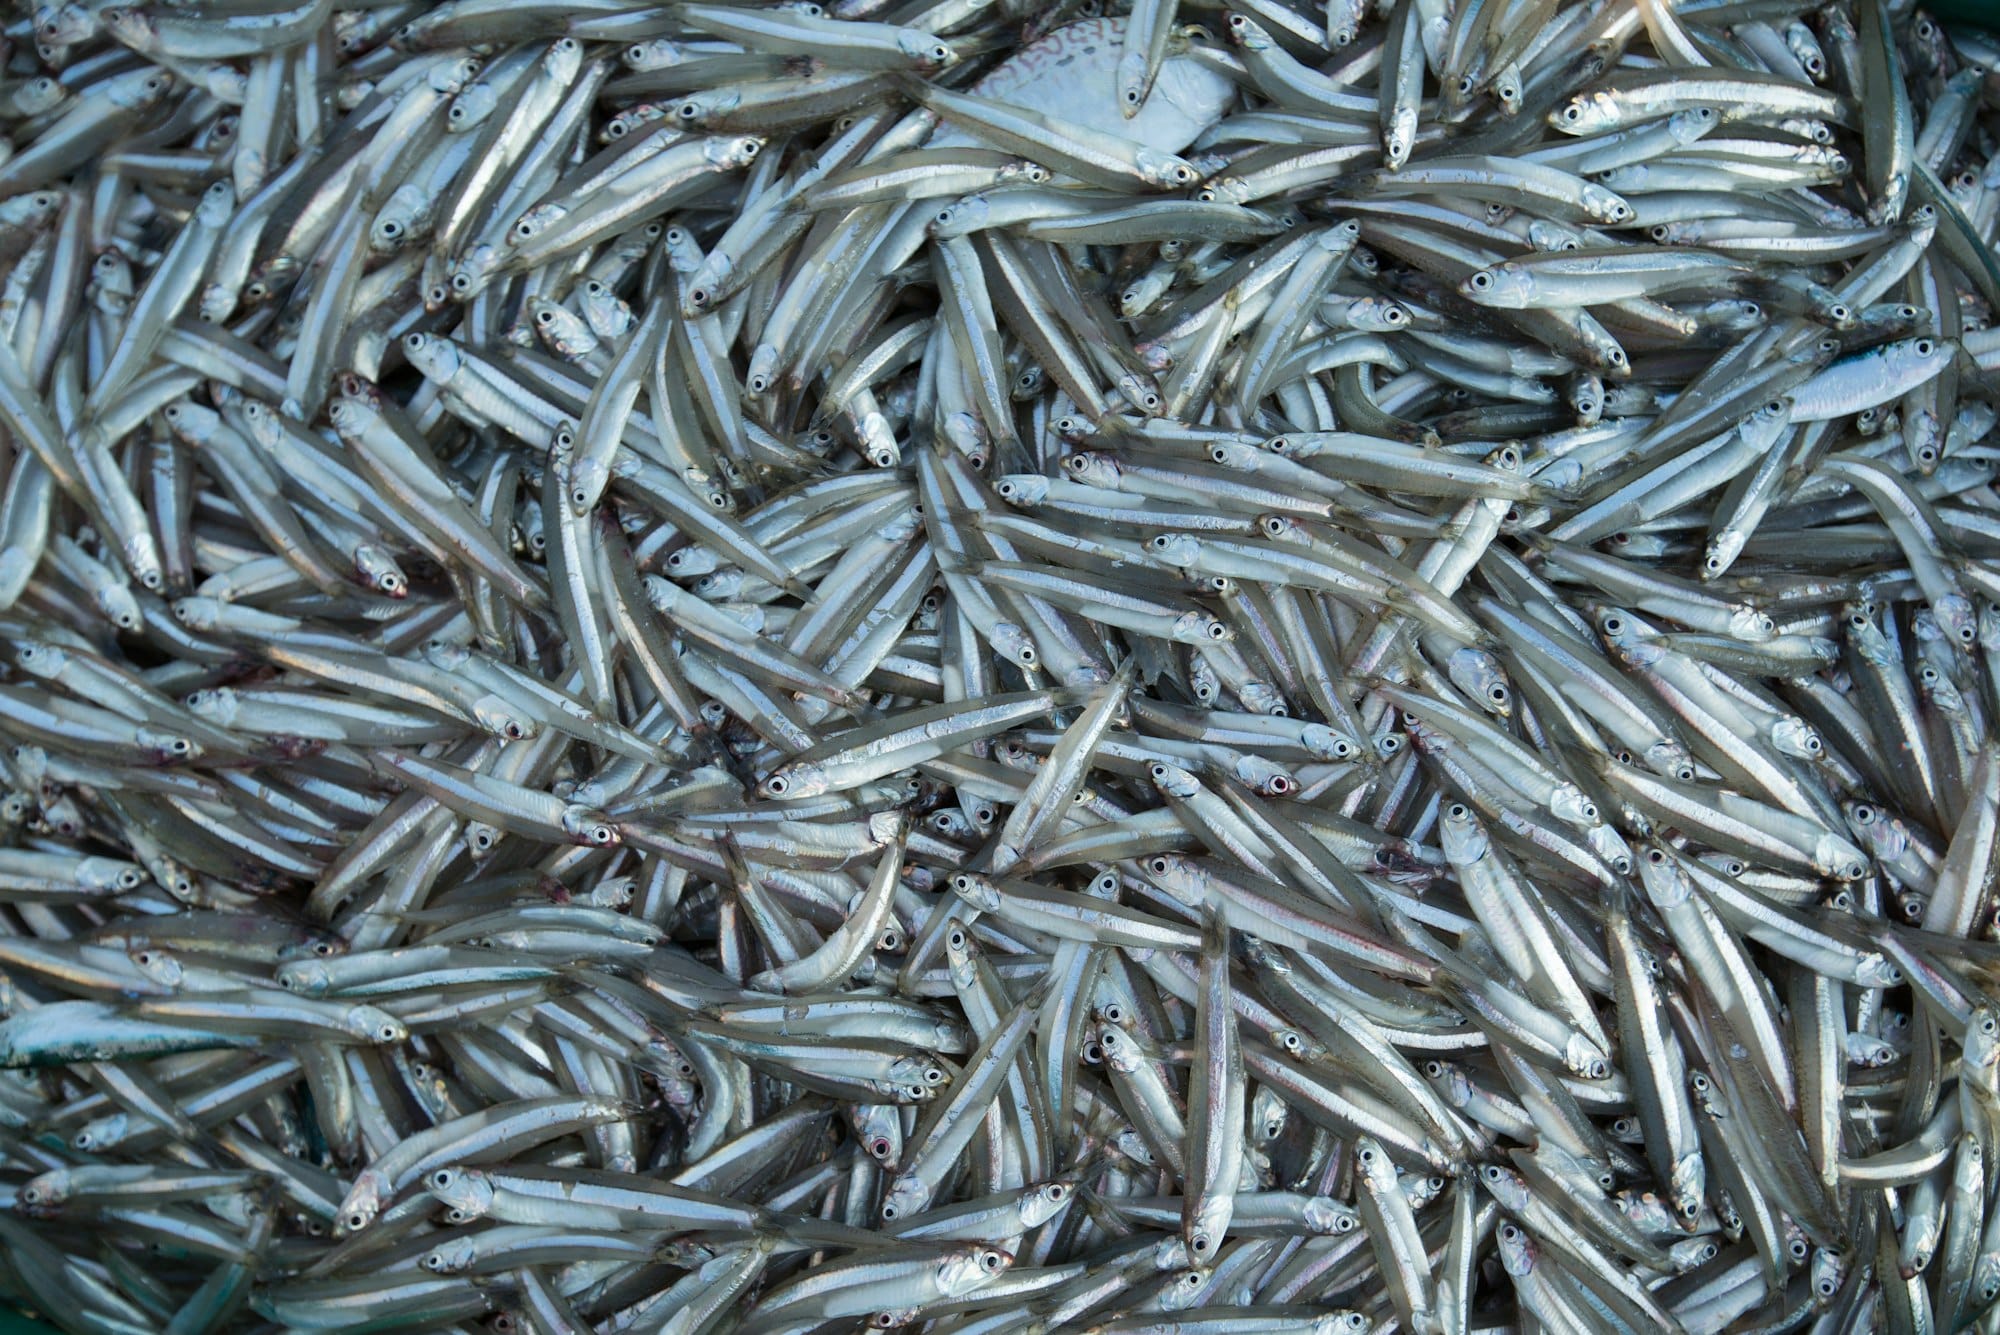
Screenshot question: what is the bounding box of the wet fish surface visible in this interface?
[0,0,1992,1333]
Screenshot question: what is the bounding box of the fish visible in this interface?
[0,2,1990,1333]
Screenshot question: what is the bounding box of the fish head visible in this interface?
[1020,1178,1073,1228]
[1564,1034,1611,1080]
[10,640,64,678]
[988,622,1038,669]
[1462,264,1535,307]
[1931,592,1979,650]
[1147,532,1202,568]
[1579,184,1632,225]
[16,1170,68,1214]
[353,546,406,598]
[422,1237,477,1273]
[275,959,332,995]
[1551,88,1620,134]
[1700,531,1746,581]
[422,1167,492,1223]
[1302,1196,1359,1236]
[1725,603,1777,641]
[936,1244,1011,1295]
[135,727,200,766]
[400,331,461,383]
[1383,108,1417,169]
[469,695,534,742]
[1158,1268,1208,1310]
[347,1004,408,1044]
[71,1115,126,1152]
[560,805,620,848]
[1353,1137,1398,1192]
[98,584,141,632]
[850,1106,901,1167]
[1310,1314,1367,1335]
[1183,1191,1232,1263]
[1810,831,1870,881]
[878,1172,931,1222]
[1669,1236,1719,1272]
[1767,716,1823,760]
[896,28,957,71]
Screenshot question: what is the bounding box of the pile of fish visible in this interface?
[0,0,1999,1330]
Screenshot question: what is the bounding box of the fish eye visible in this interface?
[1470,271,1492,289]
[1916,338,1935,356]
